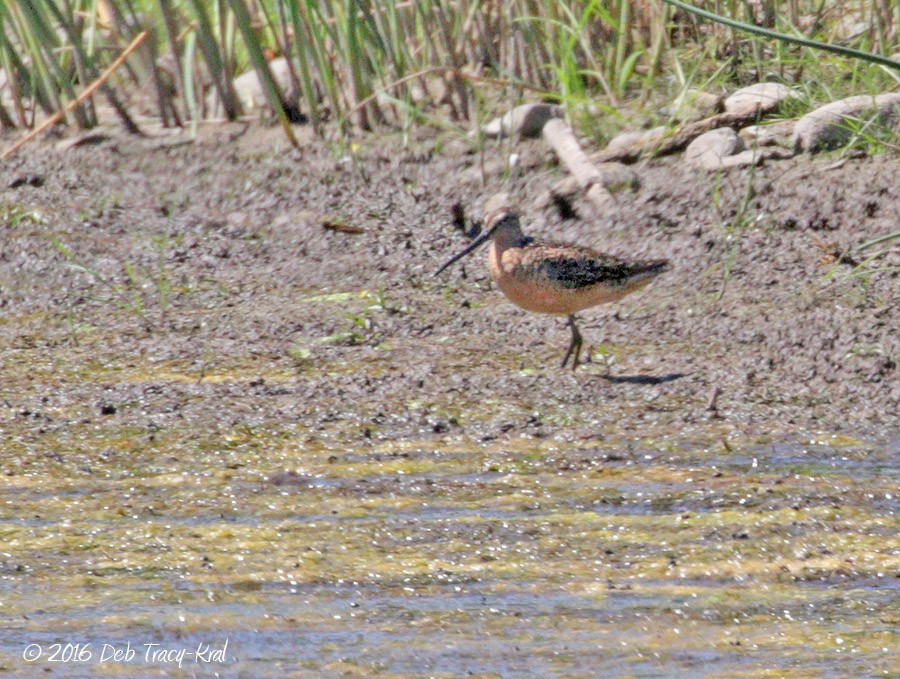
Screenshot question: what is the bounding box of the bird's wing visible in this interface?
[520,244,665,290]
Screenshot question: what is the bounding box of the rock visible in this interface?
[724,83,797,114]
[793,93,900,153]
[480,103,563,139]
[716,149,764,169]
[663,89,723,122]
[208,57,298,116]
[604,126,667,154]
[606,130,645,151]
[408,75,449,106]
[685,128,744,170]
[642,126,668,146]
[551,176,581,199]
[833,15,868,42]
[739,119,795,146]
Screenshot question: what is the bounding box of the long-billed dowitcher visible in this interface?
[435,208,669,369]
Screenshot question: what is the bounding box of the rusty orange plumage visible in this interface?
[435,208,669,369]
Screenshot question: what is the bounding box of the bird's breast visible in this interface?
[488,244,638,315]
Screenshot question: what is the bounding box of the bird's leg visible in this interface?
[560,314,583,370]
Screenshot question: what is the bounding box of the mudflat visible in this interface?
[1,125,897,677]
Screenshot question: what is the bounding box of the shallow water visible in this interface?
[1,428,897,678]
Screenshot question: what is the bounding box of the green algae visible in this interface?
[3,375,897,676]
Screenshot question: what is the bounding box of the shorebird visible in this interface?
[435,208,669,370]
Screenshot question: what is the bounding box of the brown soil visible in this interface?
[2,126,896,437]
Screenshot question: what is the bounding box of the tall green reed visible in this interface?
[0,0,895,141]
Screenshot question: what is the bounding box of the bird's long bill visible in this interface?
[433,228,494,276]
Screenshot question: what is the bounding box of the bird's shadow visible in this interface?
[595,372,689,385]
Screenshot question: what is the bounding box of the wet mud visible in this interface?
[0,125,897,677]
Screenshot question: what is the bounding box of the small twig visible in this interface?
[0,31,148,161]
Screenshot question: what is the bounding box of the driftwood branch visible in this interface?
[591,102,779,164]
[541,117,614,211]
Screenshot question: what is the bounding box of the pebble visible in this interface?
[685,128,744,170]
[605,130,645,151]
[480,103,563,139]
[605,126,666,152]
[535,177,580,211]
[537,161,640,204]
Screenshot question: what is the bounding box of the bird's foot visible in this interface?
[560,315,583,371]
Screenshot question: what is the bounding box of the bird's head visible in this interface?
[434,208,521,276]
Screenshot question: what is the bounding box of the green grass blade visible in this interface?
[284,0,322,133]
[661,0,900,70]
[224,0,299,145]
[185,0,242,119]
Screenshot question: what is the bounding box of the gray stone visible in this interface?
[685,128,744,170]
[717,149,764,169]
[208,57,298,116]
[535,163,639,210]
[833,15,868,42]
[793,93,900,152]
[605,126,667,152]
[550,176,581,198]
[606,130,645,151]
[724,83,797,114]
[408,75,449,106]
[739,119,796,146]
[535,177,580,210]
[480,103,563,139]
